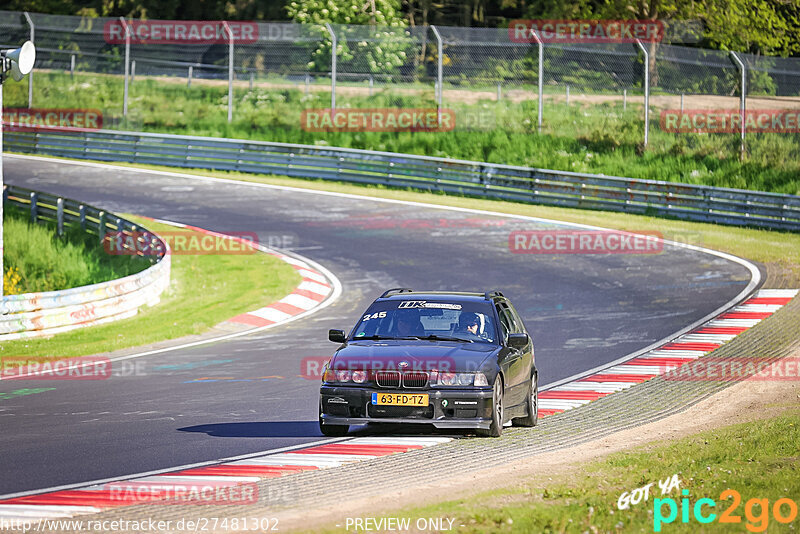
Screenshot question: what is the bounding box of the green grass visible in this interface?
[5,71,800,195]
[3,204,149,294]
[341,409,800,533]
[0,216,301,361]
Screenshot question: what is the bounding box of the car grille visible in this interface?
[375,371,400,388]
[402,371,428,388]
[374,371,429,388]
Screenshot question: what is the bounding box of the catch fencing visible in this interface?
[2,10,800,158]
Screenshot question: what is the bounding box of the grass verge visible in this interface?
[0,216,301,361]
[346,407,800,533]
[4,72,800,194]
[3,204,149,294]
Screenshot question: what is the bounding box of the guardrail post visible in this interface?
[79,205,86,229]
[56,198,64,236]
[430,26,443,121]
[636,39,650,148]
[98,211,106,242]
[30,192,38,223]
[529,29,543,133]
[730,51,746,161]
[223,21,234,123]
[325,23,337,111]
[119,17,131,117]
[23,12,34,109]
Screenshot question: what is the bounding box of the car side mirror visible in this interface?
[329,329,347,343]
[507,332,529,350]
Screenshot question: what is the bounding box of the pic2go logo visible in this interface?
[654,489,798,532]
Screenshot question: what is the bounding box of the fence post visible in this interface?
[566,85,570,106]
[431,25,443,121]
[30,192,38,223]
[530,29,543,133]
[56,198,64,236]
[305,73,310,95]
[98,211,106,242]
[70,54,75,79]
[730,51,746,161]
[636,39,649,148]
[223,21,234,123]
[325,23,337,111]
[187,65,193,88]
[23,12,34,109]
[130,59,136,82]
[369,75,373,96]
[119,17,131,117]
[623,89,627,111]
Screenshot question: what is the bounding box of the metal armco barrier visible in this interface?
[5,127,800,231]
[1,184,171,339]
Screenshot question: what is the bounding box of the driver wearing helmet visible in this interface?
[456,312,481,336]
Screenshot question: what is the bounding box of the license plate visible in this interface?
[371,392,429,406]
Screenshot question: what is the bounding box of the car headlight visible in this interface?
[432,372,489,387]
[335,370,352,382]
[351,370,367,383]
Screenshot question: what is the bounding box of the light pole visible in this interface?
[1,40,36,301]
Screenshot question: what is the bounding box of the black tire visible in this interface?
[512,372,538,427]
[319,401,349,437]
[478,376,504,437]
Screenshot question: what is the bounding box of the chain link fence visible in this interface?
[2,10,800,159]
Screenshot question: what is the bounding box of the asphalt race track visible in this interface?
[0,156,757,496]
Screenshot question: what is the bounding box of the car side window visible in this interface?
[506,302,526,334]
[495,304,512,343]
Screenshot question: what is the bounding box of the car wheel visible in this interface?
[512,372,538,427]
[319,401,349,437]
[478,376,504,437]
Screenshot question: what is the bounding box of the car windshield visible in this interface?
[350,299,497,343]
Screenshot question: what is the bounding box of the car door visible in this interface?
[507,300,534,389]
[496,303,526,407]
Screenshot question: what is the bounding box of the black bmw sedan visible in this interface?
[319,289,538,437]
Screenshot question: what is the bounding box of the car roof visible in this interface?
[376,289,505,303]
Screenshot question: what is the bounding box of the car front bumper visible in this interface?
[320,385,494,430]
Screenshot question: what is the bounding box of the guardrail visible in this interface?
[1,184,171,339]
[5,127,800,231]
